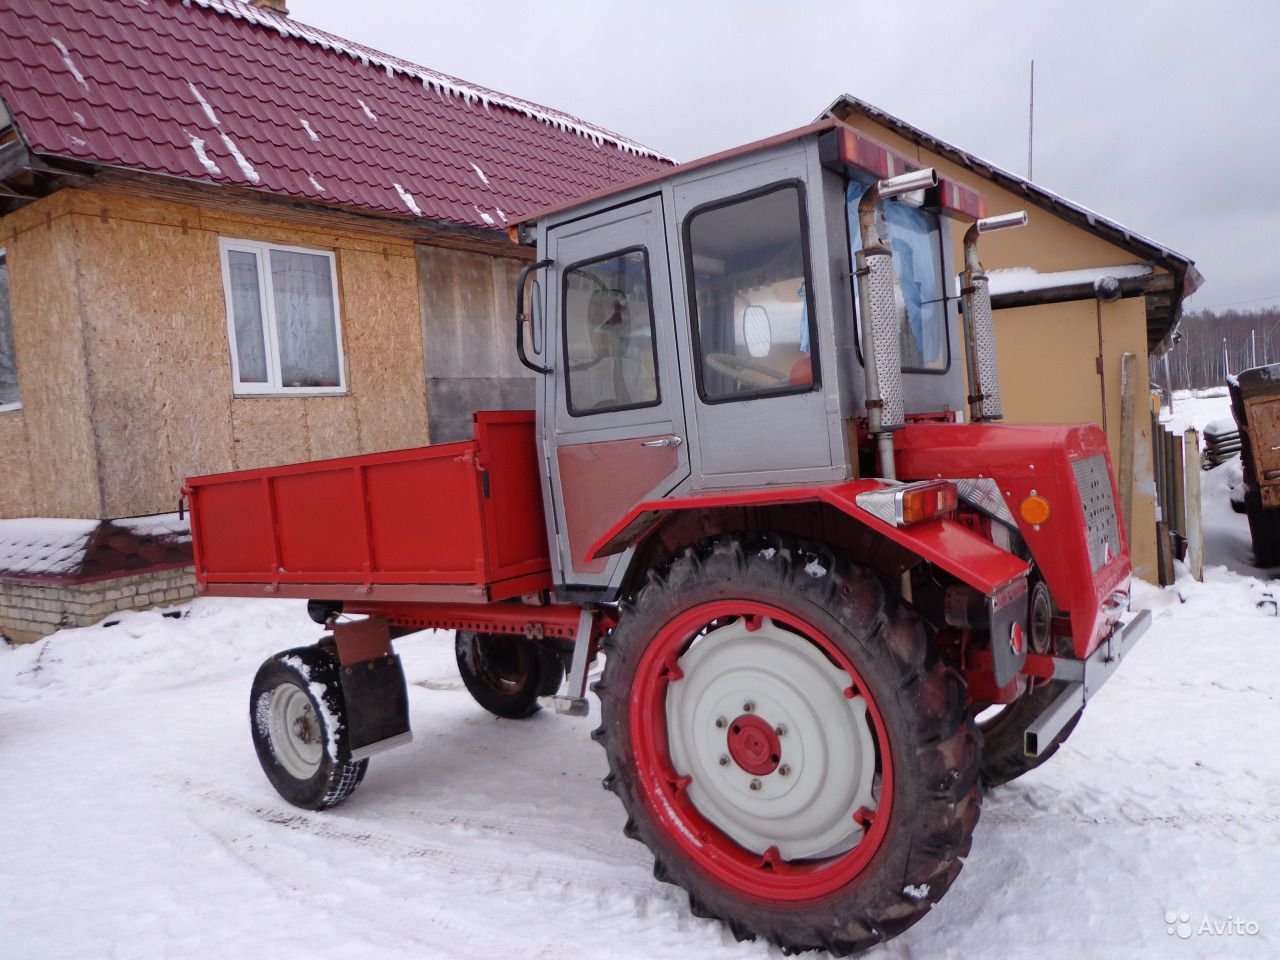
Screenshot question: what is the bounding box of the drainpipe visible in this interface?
[855,168,938,480]
[960,212,1028,422]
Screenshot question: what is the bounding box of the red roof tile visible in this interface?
[0,0,672,231]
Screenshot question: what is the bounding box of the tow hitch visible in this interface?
[1024,608,1152,756]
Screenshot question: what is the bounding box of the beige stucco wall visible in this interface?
[841,113,1161,578]
[0,189,428,520]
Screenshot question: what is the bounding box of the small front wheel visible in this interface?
[250,646,368,810]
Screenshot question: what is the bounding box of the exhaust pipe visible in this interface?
[856,168,938,480]
[960,212,1027,422]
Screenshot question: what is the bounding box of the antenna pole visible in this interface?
[1027,59,1035,180]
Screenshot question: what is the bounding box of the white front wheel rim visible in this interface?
[269,684,324,779]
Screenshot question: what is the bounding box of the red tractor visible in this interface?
[186,119,1149,954]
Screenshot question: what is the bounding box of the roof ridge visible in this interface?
[184,0,673,162]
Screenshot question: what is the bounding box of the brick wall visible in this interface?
[0,566,196,643]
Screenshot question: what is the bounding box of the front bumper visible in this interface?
[1023,608,1152,757]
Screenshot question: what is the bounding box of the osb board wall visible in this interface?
[0,411,35,517]
[0,198,103,518]
[2,189,427,520]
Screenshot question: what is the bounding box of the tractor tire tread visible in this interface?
[596,534,982,956]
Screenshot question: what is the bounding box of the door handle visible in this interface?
[642,436,683,448]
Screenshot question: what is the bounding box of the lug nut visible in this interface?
[715,716,727,729]
[779,764,791,777]
[719,754,730,766]
[775,724,787,737]
[743,701,755,713]
[749,778,762,791]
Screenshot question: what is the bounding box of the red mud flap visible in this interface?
[1023,608,1152,757]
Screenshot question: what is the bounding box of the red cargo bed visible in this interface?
[186,411,551,604]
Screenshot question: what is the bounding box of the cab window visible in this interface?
[684,183,818,403]
[562,248,659,416]
[847,178,950,372]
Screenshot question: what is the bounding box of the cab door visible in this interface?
[544,196,689,589]
[670,153,845,488]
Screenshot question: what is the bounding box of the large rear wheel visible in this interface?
[594,536,981,955]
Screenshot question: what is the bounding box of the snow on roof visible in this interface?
[986,264,1154,297]
[0,518,99,578]
[185,0,668,160]
[113,512,190,539]
[0,513,191,580]
[0,0,672,231]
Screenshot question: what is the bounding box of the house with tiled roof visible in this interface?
[0,0,670,640]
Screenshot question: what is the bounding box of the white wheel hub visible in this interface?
[268,684,324,779]
[665,616,878,860]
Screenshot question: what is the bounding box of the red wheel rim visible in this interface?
[628,600,894,902]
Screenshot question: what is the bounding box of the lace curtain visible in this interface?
[270,250,340,387]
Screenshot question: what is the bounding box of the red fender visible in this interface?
[588,479,1030,599]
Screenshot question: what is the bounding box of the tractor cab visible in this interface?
[516,121,1008,593]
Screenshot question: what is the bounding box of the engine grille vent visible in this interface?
[1072,455,1121,571]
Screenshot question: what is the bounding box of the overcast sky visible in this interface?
[295,0,1279,313]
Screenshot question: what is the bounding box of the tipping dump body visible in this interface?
[185,411,551,604]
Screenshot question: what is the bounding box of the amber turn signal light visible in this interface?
[1019,494,1051,526]
[900,481,959,526]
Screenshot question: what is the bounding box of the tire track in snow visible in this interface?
[178,766,653,865]
[984,785,1280,832]
[185,804,560,960]
[178,779,665,900]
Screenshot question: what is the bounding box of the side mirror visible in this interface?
[515,258,553,375]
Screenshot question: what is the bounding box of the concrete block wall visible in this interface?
[0,566,196,644]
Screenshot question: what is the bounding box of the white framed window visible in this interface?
[0,248,20,413]
[218,237,347,395]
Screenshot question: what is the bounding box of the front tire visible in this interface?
[250,646,368,810]
[595,536,981,955]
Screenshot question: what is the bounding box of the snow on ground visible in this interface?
[2,398,1277,959]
